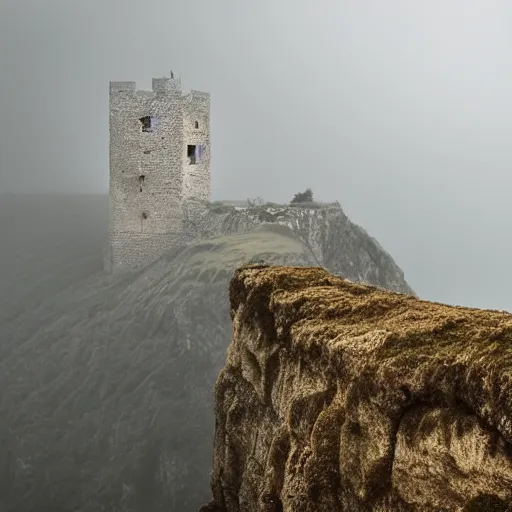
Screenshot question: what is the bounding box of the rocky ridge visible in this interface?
[182,199,413,295]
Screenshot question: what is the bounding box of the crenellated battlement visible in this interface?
[152,76,182,95]
[190,90,210,100]
[109,74,182,98]
[109,81,136,94]
[185,89,209,103]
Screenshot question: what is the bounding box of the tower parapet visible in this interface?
[109,81,136,95]
[152,76,182,95]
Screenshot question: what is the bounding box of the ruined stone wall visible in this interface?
[201,265,512,512]
[182,90,211,202]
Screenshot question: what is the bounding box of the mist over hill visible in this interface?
[0,194,108,323]
[0,194,413,512]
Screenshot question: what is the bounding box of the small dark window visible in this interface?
[143,150,151,154]
[187,144,203,164]
[139,116,159,132]
[187,145,196,165]
[138,175,145,192]
[139,116,151,132]
[141,211,148,219]
[194,121,199,129]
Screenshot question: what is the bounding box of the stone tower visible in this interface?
[106,72,211,271]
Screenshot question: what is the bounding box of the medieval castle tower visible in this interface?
[106,72,211,271]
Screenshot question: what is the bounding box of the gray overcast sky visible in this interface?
[1,0,512,311]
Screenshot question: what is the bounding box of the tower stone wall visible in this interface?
[182,90,211,201]
[107,73,211,271]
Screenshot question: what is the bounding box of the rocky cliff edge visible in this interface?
[183,199,414,295]
[201,265,512,512]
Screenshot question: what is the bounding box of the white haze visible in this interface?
[0,0,511,310]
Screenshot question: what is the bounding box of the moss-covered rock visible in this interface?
[202,265,512,511]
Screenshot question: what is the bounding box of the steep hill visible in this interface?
[1,198,413,512]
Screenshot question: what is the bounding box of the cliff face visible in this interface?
[202,265,512,512]
[182,200,413,295]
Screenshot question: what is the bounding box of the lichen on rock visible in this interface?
[201,265,512,511]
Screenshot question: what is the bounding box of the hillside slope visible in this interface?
[1,200,413,512]
[1,225,314,512]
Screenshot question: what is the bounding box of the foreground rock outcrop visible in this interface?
[202,265,512,512]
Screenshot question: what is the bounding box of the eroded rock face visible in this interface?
[182,200,414,295]
[201,265,512,512]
